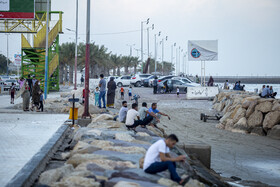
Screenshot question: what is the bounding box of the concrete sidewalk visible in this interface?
[0,93,68,186]
[0,113,68,186]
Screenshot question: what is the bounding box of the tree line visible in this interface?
[59,42,175,83]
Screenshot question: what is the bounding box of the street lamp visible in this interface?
[171,43,176,75]
[154,31,161,73]
[66,0,78,90]
[141,18,149,73]
[126,44,135,56]
[159,36,168,75]
[147,24,154,73]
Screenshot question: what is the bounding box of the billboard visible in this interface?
[14,54,21,66]
[0,0,34,19]
[188,40,218,61]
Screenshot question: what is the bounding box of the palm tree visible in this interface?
[59,42,75,84]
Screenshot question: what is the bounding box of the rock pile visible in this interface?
[36,113,219,187]
[213,91,280,139]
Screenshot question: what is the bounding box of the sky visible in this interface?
[0,0,280,76]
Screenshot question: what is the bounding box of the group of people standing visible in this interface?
[17,75,44,112]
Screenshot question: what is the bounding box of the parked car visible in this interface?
[5,79,19,86]
[130,74,151,87]
[0,76,10,81]
[171,77,200,87]
[157,79,197,93]
[116,75,132,87]
[142,75,157,87]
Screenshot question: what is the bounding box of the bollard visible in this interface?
[68,94,79,126]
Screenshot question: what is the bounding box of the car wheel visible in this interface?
[136,81,141,87]
[117,82,123,87]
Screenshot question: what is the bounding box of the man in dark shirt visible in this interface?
[26,75,33,95]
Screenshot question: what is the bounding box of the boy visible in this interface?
[39,90,45,112]
[176,87,179,97]
[128,85,132,100]
[94,87,100,106]
[143,134,189,185]
[10,83,16,104]
[120,86,124,100]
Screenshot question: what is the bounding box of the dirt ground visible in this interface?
[127,87,280,186]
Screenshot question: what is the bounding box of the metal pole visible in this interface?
[74,0,78,90]
[6,34,9,75]
[176,48,178,75]
[162,39,164,75]
[44,0,50,99]
[147,27,150,73]
[82,0,91,118]
[178,47,181,75]
[154,34,157,73]
[171,45,173,64]
[141,21,143,73]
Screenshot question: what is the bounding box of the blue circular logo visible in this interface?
[191,48,201,58]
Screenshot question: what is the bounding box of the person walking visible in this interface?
[26,75,33,95]
[18,77,25,88]
[38,90,45,112]
[10,83,16,104]
[21,81,30,111]
[153,77,158,94]
[120,87,124,100]
[94,87,100,106]
[207,76,214,86]
[31,81,41,111]
[223,80,229,89]
[98,74,106,108]
[107,77,117,108]
[195,75,200,84]
[128,85,132,100]
[176,87,180,98]
[80,75,84,86]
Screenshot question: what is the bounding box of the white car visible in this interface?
[130,74,151,87]
[116,75,132,87]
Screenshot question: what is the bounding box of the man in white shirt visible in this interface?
[143,134,189,185]
[118,101,128,123]
[125,103,154,130]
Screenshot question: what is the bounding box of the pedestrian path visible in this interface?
[0,93,68,186]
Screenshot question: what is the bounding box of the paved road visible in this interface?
[132,87,280,186]
[0,94,68,186]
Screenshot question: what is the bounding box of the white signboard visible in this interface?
[0,0,9,11]
[14,54,21,66]
[186,87,219,100]
[188,40,218,61]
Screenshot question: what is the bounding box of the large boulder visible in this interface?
[219,111,232,125]
[245,100,258,118]
[263,111,280,129]
[54,176,100,187]
[247,111,263,127]
[66,153,106,167]
[216,123,225,129]
[267,125,280,139]
[250,127,265,136]
[39,164,74,185]
[255,101,273,113]
[232,107,246,124]
[92,114,114,122]
[230,105,242,119]
[89,104,101,114]
[158,178,180,187]
[114,181,141,187]
[184,178,206,187]
[233,117,249,131]
[115,133,135,142]
[225,119,234,130]
[272,102,280,111]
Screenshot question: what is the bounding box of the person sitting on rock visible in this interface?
[269,86,277,98]
[259,85,265,96]
[148,103,171,127]
[139,102,159,124]
[125,103,154,131]
[143,134,190,185]
[260,85,270,98]
[118,101,128,123]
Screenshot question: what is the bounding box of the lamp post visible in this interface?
[127,44,135,56]
[171,43,176,75]
[147,24,154,73]
[44,0,50,99]
[154,31,161,73]
[82,0,91,118]
[141,18,149,73]
[6,34,9,75]
[159,36,168,75]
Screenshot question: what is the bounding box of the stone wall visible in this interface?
[213,91,280,139]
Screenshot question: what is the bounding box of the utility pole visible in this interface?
[6,34,9,75]
[141,18,149,73]
[82,0,91,118]
[74,0,78,90]
[44,0,50,99]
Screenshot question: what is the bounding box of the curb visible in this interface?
[6,124,70,187]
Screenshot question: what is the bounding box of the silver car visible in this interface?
[158,79,196,93]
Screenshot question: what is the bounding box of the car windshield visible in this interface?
[181,79,191,83]
[139,74,151,78]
